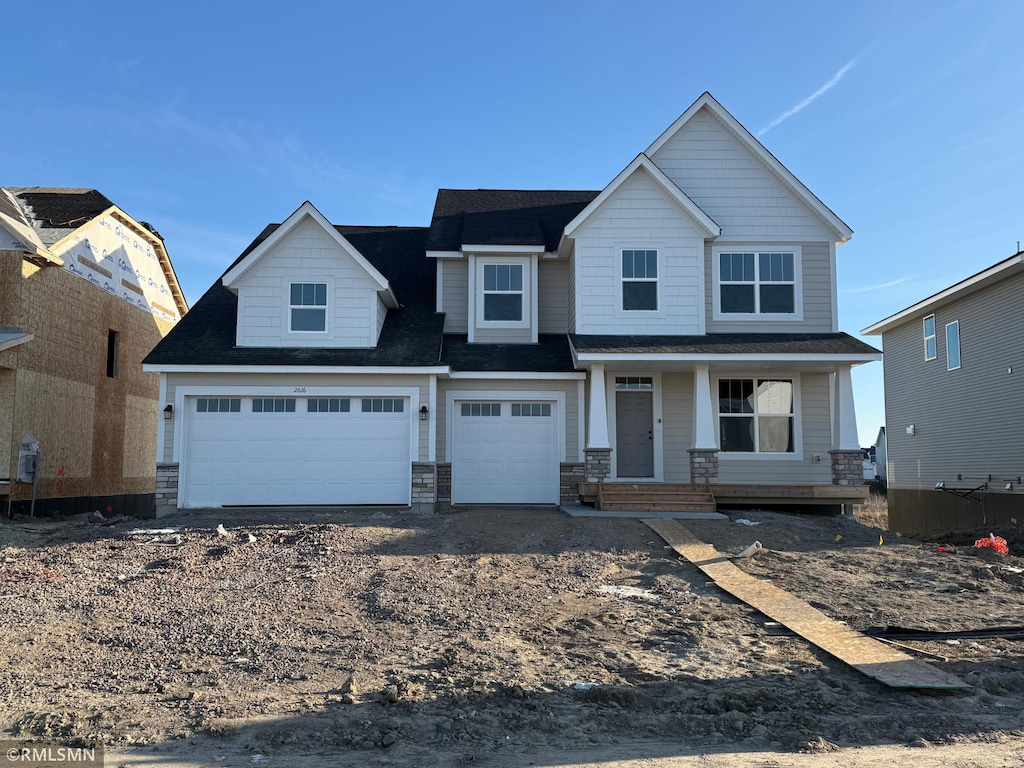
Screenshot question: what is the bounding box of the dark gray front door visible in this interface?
[616,391,654,477]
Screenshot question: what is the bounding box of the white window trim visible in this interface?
[715,374,803,460]
[172,385,420,509]
[605,372,664,481]
[923,314,937,360]
[445,390,566,463]
[619,248,661,314]
[945,320,961,371]
[474,256,531,329]
[284,278,331,335]
[712,245,803,321]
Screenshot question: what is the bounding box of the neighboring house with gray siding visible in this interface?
[863,250,1024,534]
[144,92,878,514]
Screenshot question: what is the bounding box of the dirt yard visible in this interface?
[2,505,1023,767]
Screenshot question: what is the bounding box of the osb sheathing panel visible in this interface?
[3,259,170,501]
[0,370,13,478]
[0,251,23,327]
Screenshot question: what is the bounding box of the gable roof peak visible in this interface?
[645,93,853,242]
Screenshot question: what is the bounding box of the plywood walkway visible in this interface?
[643,518,970,691]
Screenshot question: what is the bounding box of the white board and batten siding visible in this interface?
[572,169,705,335]
[234,217,383,348]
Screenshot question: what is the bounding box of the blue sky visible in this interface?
[4,0,1023,445]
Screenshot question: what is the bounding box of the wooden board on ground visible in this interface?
[642,518,970,691]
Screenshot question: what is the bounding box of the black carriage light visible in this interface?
[164,404,174,421]
[419,405,428,421]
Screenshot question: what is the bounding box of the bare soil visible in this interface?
[2,505,1023,766]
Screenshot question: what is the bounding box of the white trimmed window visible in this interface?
[715,248,800,318]
[307,398,351,413]
[718,378,795,453]
[923,315,937,360]
[461,402,501,417]
[253,398,296,413]
[482,264,523,322]
[621,249,658,311]
[289,282,327,332]
[196,397,241,413]
[946,321,961,370]
[362,398,405,413]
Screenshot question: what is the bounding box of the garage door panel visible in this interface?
[183,396,411,507]
[452,400,559,504]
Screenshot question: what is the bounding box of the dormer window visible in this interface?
[482,263,524,322]
[289,282,327,332]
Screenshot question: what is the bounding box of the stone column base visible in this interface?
[411,462,437,514]
[560,463,585,504]
[830,450,864,486]
[584,448,612,483]
[688,449,719,484]
[154,462,179,518]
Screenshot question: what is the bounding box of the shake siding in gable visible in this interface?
[235,218,379,348]
[715,372,832,484]
[572,170,704,335]
[704,241,835,333]
[649,108,833,241]
[538,258,568,333]
[882,270,1024,491]
[441,259,468,332]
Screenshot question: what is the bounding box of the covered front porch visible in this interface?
[565,335,879,511]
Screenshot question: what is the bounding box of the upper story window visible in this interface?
[923,315,937,360]
[714,248,801,319]
[946,321,961,370]
[718,378,795,453]
[621,249,658,311]
[289,282,327,332]
[482,264,523,322]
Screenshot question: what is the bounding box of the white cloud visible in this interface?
[842,275,918,294]
[758,59,857,136]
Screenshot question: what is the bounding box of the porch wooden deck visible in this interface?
[579,481,869,512]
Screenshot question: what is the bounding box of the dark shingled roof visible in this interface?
[426,189,598,252]
[144,226,446,367]
[441,334,576,372]
[8,187,114,229]
[570,333,880,356]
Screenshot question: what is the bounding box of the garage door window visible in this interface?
[308,398,351,413]
[460,402,501,416]
[511,403,551,417]
[362,398,404,413]
[253,398,296,413]
[197,398,241,413]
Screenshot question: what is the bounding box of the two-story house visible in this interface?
[143,93,879,515]
[863,250,1024,535]
[1,187,187,517]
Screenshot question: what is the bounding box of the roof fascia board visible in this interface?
[645,92,853,242]
[447,371,586,380]
[0,332,33,352]
[0,213,61,264]
[862,253,1024,335]
[574,352,881,363]
[143,364,451,374]
[563,154,721,239]
[460,244,547,255]
[222,202,390,291]
[426,250,464,259]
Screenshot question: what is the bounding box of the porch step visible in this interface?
[598,483,717,513]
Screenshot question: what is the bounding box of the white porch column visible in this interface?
[586,363,610,449]
[692,364,717,449]
[833,366,860,450]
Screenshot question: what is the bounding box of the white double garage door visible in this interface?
[180,393,560,507]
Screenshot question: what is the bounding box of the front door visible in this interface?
[616,391,654,477]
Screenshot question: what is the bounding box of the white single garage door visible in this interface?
[182,395,411,507]
[452,400,559,504]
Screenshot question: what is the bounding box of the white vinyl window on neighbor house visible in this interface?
[718,378,795,453]
[621,249,658,311]
[482,264,523,322]
[289,282,327,332]
[923,315,937,360]
[715,249,800,318]
[946,321,961,370]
